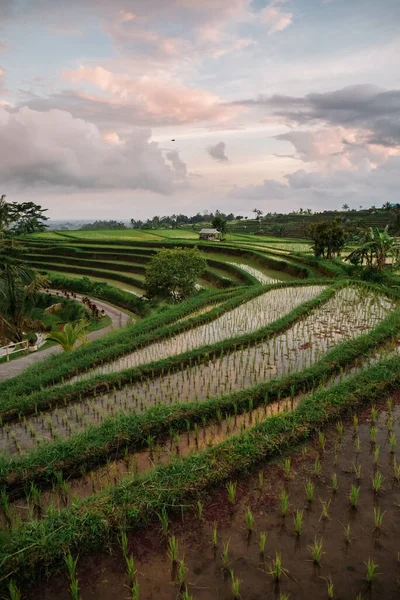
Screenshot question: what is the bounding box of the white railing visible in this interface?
[0,340,29,361]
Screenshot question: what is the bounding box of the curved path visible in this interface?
[0,291,133,382]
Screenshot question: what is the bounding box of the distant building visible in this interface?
[199,228,221,241]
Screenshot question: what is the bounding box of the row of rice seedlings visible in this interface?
[3,397,296,520]
[70,284,326,383]
[0,287,392,454]
[227,262,280,284]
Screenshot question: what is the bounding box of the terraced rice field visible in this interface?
[1,234,400,599]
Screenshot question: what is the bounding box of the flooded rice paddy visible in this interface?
[0,287,394,455]
[26,398,400,599]
[69,285,325,384]
[227,263,279,284]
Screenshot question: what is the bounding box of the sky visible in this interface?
[0,0,399,220]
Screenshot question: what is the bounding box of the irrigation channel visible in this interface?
[0,286,394,455]
[69,285,326,383]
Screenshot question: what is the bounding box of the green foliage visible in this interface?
[144,247,207,300]
[46,320,90,352]
[346,226,400,272]
[308,218,348,259]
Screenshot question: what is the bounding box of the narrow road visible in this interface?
[0,291,133,382]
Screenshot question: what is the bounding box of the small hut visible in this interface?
[199,228,221,241]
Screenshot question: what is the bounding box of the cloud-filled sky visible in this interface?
[0,0,399,219]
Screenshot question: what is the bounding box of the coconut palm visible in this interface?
[0,262,49,341]
[46,319,90,352]
[345,226,400,271]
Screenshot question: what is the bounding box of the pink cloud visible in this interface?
[64,66,242,124]
[260,1,293,33]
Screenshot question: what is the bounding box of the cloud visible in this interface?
[260,1,293,34]
[58,66,241,126]
[207,141,229,162]
[0,68,6,94]
[233,84,400,147]
[0,105,182,193]
[166,150,187,179]
[228,156,400,211]
[229,178,290,200]
[0,42,7,52]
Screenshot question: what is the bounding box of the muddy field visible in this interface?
[28,397,400,600]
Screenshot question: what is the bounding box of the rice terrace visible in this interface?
[1,213,400,600]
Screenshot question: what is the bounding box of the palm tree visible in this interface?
[345,226,400,271]
[46,319,89,352]
[0,263,49,341]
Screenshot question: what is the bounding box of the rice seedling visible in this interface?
[370,426,378,443]
[125,555,137,587]
[308,537,324,565]
[373,445,380,466]
[387,416,394,432]
[258,471,264,490]
[259,531,267,556]
[167,536,179,565]
[120,531,129,559]
[211,522,218,548]
[336,421,344,440]
[372,471,384,494]
[230,569,241,599]
[130,583,140,600]
[65,553,80,600]
[331,473,338,493]
[227,481,237,505]
[197,500,203,520]
[349,485,360,509]
[293,509,303,536]
[318,431,326,452]
[178,558,187,589]
[157,507,169,537]
[389,433,397,453]
[305,480,314,503]
[221,540,230,570]
[319,499,331,521]
[280,490,289,517]
[353,462,362,481]
[353,415,358,432]
[355,437,361,453]
[342,523,353,545]
[373,507,385,531]
[314,458,322,476]
[245,507,254,533]
[8,582,21,600]
[279,595,290,600]
[325,575,334,599]
[268,552,288,582]
[365,558,379,585]
[371,405,378,424]
[283,458,291,479]
[393,458,400,482]
[387,397,393,412]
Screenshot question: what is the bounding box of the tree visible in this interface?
[212,215,227,236]
[382,202,392,211]
[144,247,207,300]
[308,218,347,259]
[342,204,350,211]
[0,263,49,341]
[80,220,127,230]
[6,201,49,235]
[345,226,400,271]
[253,208,263,220]
[46,319,89,351]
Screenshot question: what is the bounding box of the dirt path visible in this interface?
[0,291,133,382]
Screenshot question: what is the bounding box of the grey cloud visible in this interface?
[232,84,400,147]
[208,141,229,162]
[166,150,187,179]
[228,178,289,200]
[0,106,178,193]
